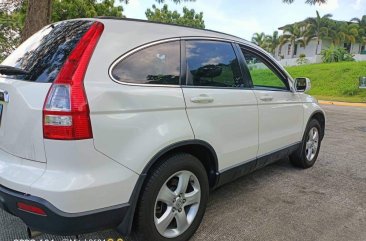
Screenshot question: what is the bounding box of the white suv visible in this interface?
[0,18,325,241]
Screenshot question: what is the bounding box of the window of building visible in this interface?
[287,44,292,56]
[344,43,351,53]
[294,44,298,56]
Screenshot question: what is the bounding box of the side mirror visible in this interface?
[294,77,311,92]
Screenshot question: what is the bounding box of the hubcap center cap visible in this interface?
[175,196,184,209]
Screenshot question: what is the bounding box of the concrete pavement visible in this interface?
[1,105,365,241]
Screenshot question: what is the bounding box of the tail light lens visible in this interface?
[43,22,104,140]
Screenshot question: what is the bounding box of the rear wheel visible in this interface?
[133,153,209,241]
[290,119,322,168]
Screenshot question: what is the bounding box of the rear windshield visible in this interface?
[1,20,93,83]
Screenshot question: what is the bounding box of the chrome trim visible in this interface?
[108,35,292,88]
[182,36,240,42]
[108,36,247,87]
[0,89,9,103]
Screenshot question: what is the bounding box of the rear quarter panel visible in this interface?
[84,21,195,174]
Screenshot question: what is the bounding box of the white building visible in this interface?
[275,24,366,66]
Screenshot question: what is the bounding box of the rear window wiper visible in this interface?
[0,65,30,76]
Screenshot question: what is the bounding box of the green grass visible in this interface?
[285,61,366,103]
[250,68,287,89]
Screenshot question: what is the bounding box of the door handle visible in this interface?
[190,94,214,104]
[259,95,273,101]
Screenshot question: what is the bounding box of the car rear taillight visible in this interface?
[43,22,104,140]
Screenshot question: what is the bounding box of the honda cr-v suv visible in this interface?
[0,18,325,241]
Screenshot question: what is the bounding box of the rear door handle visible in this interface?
[190,94,214,104]
[259,96,273,101]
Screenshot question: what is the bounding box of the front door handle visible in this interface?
[259,95,273,101]
[190,94,214,104]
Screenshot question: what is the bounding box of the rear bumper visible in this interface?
[0,140,139,213]
[0,185,129,235]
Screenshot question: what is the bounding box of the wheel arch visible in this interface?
[308,110,326,140]
[117,139,219,235]
[141,140,219,186]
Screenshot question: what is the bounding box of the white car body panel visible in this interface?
[300,94,326,127]
[0,148,46,193]
[182,88,259,171]
[254,90,304,156]
[31,140,139,213]
[0,78,50,162]
[85,83,194,174]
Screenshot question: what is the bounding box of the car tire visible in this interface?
[132,153,209,241]
[290,119,322,169]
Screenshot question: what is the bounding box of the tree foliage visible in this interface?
[265,31,281,54]
[0,1,24,61]
[52,0,124,22]
[304,10,333,54]
[0,0,203,62]
[252,12,366,58]
[280,24,303,58]
[282,0,327,4]
[251,32,266,47]
[0,0,125,61]
[146,4,204,29]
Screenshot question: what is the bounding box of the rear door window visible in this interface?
[1,20,94,83]
[185,40,243,88]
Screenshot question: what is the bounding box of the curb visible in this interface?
[319,100,366,108]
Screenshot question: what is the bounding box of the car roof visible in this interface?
[92,17,254,46]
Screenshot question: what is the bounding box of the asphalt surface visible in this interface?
[1,105,365,241]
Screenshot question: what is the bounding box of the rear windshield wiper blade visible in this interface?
[0,65,30,76]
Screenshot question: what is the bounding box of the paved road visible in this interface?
[1,105,365,241]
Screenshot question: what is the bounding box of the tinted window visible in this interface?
[112,41,180,85]
[2,20,93,82]
[186,41,243,88]
[242,50,288,90]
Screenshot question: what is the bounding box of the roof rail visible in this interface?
[95,16,248,42]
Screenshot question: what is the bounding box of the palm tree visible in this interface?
[350,15,366,27]
[344,23,359,45]
[280,24,303,58]
[351,15,366,53]
[328,21,347,46]
[265,31,281,55]
[251,32,266,48]
[304,10,333,55]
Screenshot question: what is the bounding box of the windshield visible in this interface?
[1,20,94,83]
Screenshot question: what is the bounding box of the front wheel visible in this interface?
[290,119,322,168]
[132,153,209,241]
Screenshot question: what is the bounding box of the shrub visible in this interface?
[321,45,355,63]
[296,54,309,65]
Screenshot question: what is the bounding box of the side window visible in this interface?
[242,50,288,90]
[111,41,180,85]
[186,40,243,88]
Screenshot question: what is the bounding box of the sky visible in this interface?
[122,0,366,40]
